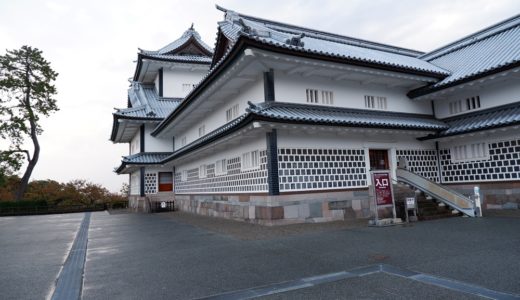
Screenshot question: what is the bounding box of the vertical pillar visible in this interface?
[140,167,145,197]
[158,68,164,97]
[266,129,279,195]
[263,69,275,102]
[140,124,145,152]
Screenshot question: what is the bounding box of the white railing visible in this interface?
[396,168,475,217]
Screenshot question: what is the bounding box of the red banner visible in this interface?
[373,172,393,206]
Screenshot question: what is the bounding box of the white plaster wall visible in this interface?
[274,71,432,114]
[434,79,520,119]
[130,131,140,155]
[175,137,266,173]
[175,77,264,149]
[278,129,436,184]
[130,171,140,195]
[161,69,208,98]
[144,123,172,152]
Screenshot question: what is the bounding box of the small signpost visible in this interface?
[371,170,398,226]
[405,197,417,223]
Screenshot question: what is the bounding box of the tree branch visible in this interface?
[3,149,31,162]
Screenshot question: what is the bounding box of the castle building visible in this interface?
[111,7,520,223]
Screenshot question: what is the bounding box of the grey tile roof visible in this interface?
[216,7,449,77]
[115,152,172,173]
[247,102,449,131]
[436,103,520,137]
[122,152,171,164]
[115,83,181,119]
[140,25,213,63]
[419,15,520,91]
[140,53,212,63]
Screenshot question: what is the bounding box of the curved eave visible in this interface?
[115,161,164,174]
[242,36,449,79]
[110,113,162,143]
[408,60,520,99]
[162,111,445,164]
[152,35,447,137]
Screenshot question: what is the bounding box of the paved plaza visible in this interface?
[0,211,519,299]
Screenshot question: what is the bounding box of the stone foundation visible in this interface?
[444,182,520,210]
[174,189,373,225]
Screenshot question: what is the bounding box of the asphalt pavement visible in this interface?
[1,210,519,299]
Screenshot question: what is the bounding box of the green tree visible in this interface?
[0,46,58,201]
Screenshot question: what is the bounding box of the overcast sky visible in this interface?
[1,0,519,192]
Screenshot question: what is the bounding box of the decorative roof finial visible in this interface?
[190,23,194,30]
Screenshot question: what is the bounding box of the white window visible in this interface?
[199,165,207,178]
[181,136,187,147]
[306,89,319,103]
[321,90,334,105]
[181,170,188,182]
[242,150,260,170]
[198,125,205,137]
[449,95,481,115]
[182,83,196,93]
[364,95,386,110]
[451,142,488,162]
[306,89,333,105]
[226,104,239,122]
[215,159,227,175]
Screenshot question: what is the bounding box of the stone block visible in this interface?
[503,202,519,209]
[322,202,331,218]
[284,205,299,219]
[309,202,323,218]
[299,204,310,218]
[352,199,362,211]
[249,206,255,220]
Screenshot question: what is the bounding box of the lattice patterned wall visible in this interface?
[440,138,520,183]
[278,148,367,191]
[144,173,157,194]
[396,149,439,182]
[175,150,268,193]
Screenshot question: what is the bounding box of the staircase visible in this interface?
[396,168,476,218]
[416,194,462,221]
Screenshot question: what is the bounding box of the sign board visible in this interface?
[160,201,167,209]
[406,197,415,209]
[373,172,393,206]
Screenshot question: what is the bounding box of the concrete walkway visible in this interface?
[1,211,519,299]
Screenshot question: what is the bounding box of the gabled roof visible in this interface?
[133,25,213,82]
[214,5,450,77]
[115,152,172,174]
[409,15,520,98]
[421,102,520,139]
[139,24,213,61]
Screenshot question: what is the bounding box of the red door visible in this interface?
[158,172,173,192]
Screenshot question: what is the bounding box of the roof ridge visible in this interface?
[420,14,520,61]
[216,5,424,57]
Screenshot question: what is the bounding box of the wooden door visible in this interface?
[369,149,389,170]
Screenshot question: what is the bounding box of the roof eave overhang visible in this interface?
[115,161,164,174]
[408,61,520,99]
[163,112,444,164]
[110,113,162,143]
[152,35,447,137]
[242,37,449,80]
[418,120,520,141]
